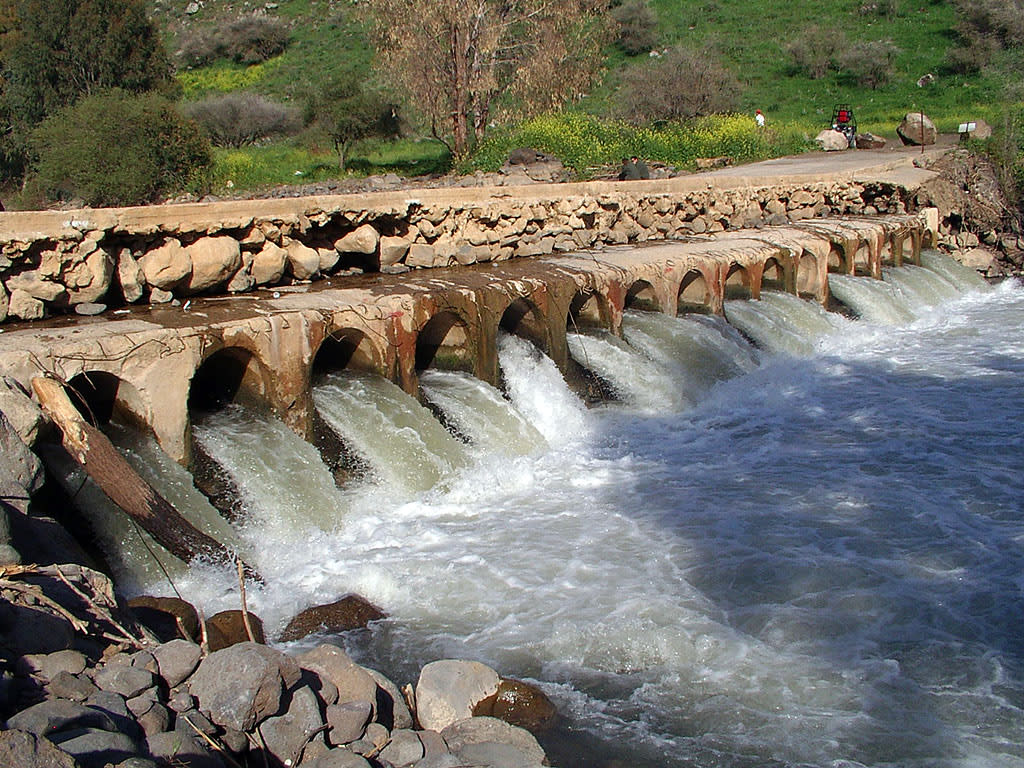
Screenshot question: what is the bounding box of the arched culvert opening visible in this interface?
[313,329,377,380]
[677,270,710,314]
[66,371,147,429]
[761,257,788,293]
[189,347,271,415]
[500,297,548,352]
[416,310,473,373]
[724,264,752,300]
[853,242,872,275]
[567,290,606,331]
[827,245,846,274]
[625,279,660,312]
[796,250,821,298]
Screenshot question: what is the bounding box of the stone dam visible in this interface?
[0,149,943,469]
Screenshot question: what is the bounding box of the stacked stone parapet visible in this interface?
[0,160,933,324]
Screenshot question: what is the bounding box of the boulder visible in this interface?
[65,247,114,305]
[955,246,1000,274]
[18,649,88,681]
[285,241,321,280]
[325,700,372,745]
[440,716,546,767]
[252,241,288,286]
[47,671,98,702]
[815,129,849,151]
[0,375,45,449]
[473,678,558,733]
[855,132,887,150]
[897,112,937,146]
[259,683,326,765]
[0,729,78,768]
[379,236,411,267]
[139,239,191,290]
[54,727,139,768]
[963,118,992,141]
[206,609,265,651]
[279,595,386,642]
[379,728,424,767]
[0,406,44,503]
[184,236,242,293]
[152,639,202,688]
[8,698,120,737]
[415,660,500,732]
[364,667,413,729]
[334,225,380,255]
[5,270,67,302]
[93,663,154,699]
[115,249,144,303]
[127,596,199,642]
[7,289,46,320]
[296,645,379,713]
[146,729,220,768]
[318,247,341,273]
[188,641,300,732]
[309,749,373,768]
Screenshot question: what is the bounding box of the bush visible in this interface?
[179,16,289,67]
[785,25,846,79]
[616,45,740,124]
[611,0,658,56]
[838,39,900,89]
[28,90,211,207]
[183,93,300,147]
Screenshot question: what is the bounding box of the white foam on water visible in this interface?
[126,275,1024,768]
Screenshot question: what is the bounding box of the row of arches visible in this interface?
[55,217,923,465]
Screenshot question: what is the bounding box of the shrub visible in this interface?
[184,93,300,147]
[28,89,211,207]
[611,0,658,56]
[785,25,846,79]
[616,45,740,124]
[179,16,289,67]
[838,39,900,89]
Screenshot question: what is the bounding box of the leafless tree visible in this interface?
[367,0,610,157]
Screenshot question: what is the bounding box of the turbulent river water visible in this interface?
[79,253,1023,768]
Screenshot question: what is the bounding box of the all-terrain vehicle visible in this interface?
[831,104,857,148]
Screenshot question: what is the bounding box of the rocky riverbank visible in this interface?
[0,397,559,768]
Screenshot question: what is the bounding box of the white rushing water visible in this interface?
[96,254,1022,768]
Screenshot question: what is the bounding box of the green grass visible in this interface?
[208,137,450,192]
[157,0,1022,196]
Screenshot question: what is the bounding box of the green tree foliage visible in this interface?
[28,90,211,207]
[309,80,399,170]
[0,0,173,181]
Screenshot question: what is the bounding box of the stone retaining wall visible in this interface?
[0,174,914,324]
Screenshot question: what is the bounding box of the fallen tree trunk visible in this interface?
[32,376,260,583]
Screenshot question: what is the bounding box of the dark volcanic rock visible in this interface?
[279,595,386,642]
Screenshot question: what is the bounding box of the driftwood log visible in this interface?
[31,376,260,582]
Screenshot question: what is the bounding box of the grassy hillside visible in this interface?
[156,0,1013,189]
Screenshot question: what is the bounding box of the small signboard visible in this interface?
[958,122,977,134]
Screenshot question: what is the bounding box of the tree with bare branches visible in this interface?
[367,0,610,158]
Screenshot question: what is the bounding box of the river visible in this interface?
[85,254,1023,768]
